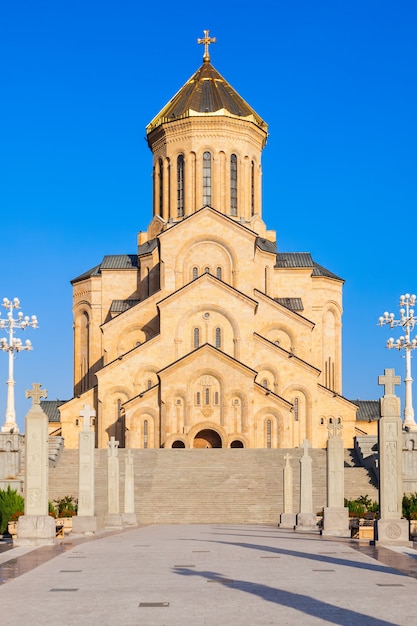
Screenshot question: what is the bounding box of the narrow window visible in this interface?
[251,160,255,216]
[205,388,210,405]
[266,419,271,448]
[262,379,268,389]
[203,151,211,206]
[177,154,184,217]
[230,154,237,216]
[196,392,201,405]
[117,399,122,422]
[204,266,210,274]
[144,419,148,448]
[193,327,200,349]
[192,266,198,280]
[147,379,152,390]
[215,327,221,349]
[158,158,163,216]
[294,397,299,421]
[216,267,222,280]
[214,391,219,405]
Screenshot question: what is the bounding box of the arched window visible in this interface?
[177,154,184,217]
[251,160,255,216]
[215,327,221,349]
[266,419,271,448]
[147,379,152,390]
[203,151,211,206]
[143,419,148,448]
[230,154,237,216]
[193,327,200,349]
[205,388,210,405]
[196,392,201,405]
[262,379,268,389]
[158,158,163,216]
[294,397,299,421]
[204,266,210,274]
[216,267,222,280]
[192,267,198,280]
[214,391,219,405]
[80,311,90,393]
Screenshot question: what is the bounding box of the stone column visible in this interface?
[0,432,24,494]
[322,420,350,537]
[375,368,411,545]
[296,439,317,531]
[104,436,123,529]
[279,453,296,528]
[15,384,56,546]
[72,404,97,534]
[123,450,137,526]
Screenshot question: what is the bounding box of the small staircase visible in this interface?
[344,448,378,502]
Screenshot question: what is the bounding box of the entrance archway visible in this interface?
[193,429,222,448]
[172,440,185,448]
[230,440,244,448]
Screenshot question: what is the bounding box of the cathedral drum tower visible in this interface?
[60,31,358,449]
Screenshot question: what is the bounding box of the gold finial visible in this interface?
[197,29,216,62]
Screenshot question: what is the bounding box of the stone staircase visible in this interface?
[47,447,380,526]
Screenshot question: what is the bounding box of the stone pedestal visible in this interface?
[321,507,350,537]
[14,515,56,546]
[279,512,297,528]
[72,515,98,535]
[0,432,24,485]
[375,519,411,546]
[296,512,317,531]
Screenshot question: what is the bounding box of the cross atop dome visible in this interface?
[198,29,216,62]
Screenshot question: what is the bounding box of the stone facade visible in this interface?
[59,46,358,450]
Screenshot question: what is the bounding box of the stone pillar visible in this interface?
[15,384,55,546]
[375,368,411,546]
[322,420,349,537]
[123,450,137,526]
[0,432,24,493]
[104,436,123,529]
[296,439,317,531]
[72,404,97,534]
[279,453,296,528]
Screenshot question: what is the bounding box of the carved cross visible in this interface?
[79,404,96,430]
[327,418,342,438]
[25,383,47,405]
[108,435,119,457]
[378,368,401,397]
[302,438,311,456]
[284,453,292,466]
[198,29,216,62]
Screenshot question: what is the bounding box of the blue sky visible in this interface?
[1,1,416,431]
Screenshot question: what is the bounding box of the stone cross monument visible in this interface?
[375,368,411,545]
[104,436,123,528]
[321,419,349,537]
[72,404,97,535]
[296,439,317,531]
[15,384,56,545]
[279,453,296,528]
[123,449,137,526]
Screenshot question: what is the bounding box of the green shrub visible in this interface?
[54,495,78,517]
[402,493,417,519]
[0,486,25,533]
[344,495,378,518]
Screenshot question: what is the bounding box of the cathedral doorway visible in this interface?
[193,429,222,448]
[230,440,244,448]
[172,440,185,448]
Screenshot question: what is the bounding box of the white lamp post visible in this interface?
[0,297,38,433]
[379,293,417,431]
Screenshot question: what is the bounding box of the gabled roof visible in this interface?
[256,237,277,253]
[274,297,304,312]
[275,252,343,281]
[158,342,258,378]
[351,400,380,422]
[110,300,140,314]
[146,61,267,135]
[40,400,68,422]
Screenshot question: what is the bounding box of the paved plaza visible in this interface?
[1,524,417,625]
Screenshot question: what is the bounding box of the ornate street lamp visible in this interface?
[379,293,417,430]
[0,297,38,433]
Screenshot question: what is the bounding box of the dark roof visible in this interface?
[351,400,380,422]
[274,297,304,312]
[71,264,101,284]
[146,61,267,135]
[256,237,277,253]
[101,255,138,270]
[110,299,140,314]
[275,253,343,281]
[138,239,158,255]
[275,252,313,268]
[40,400,67,423]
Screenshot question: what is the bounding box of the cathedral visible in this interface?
[58,32,362,450]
